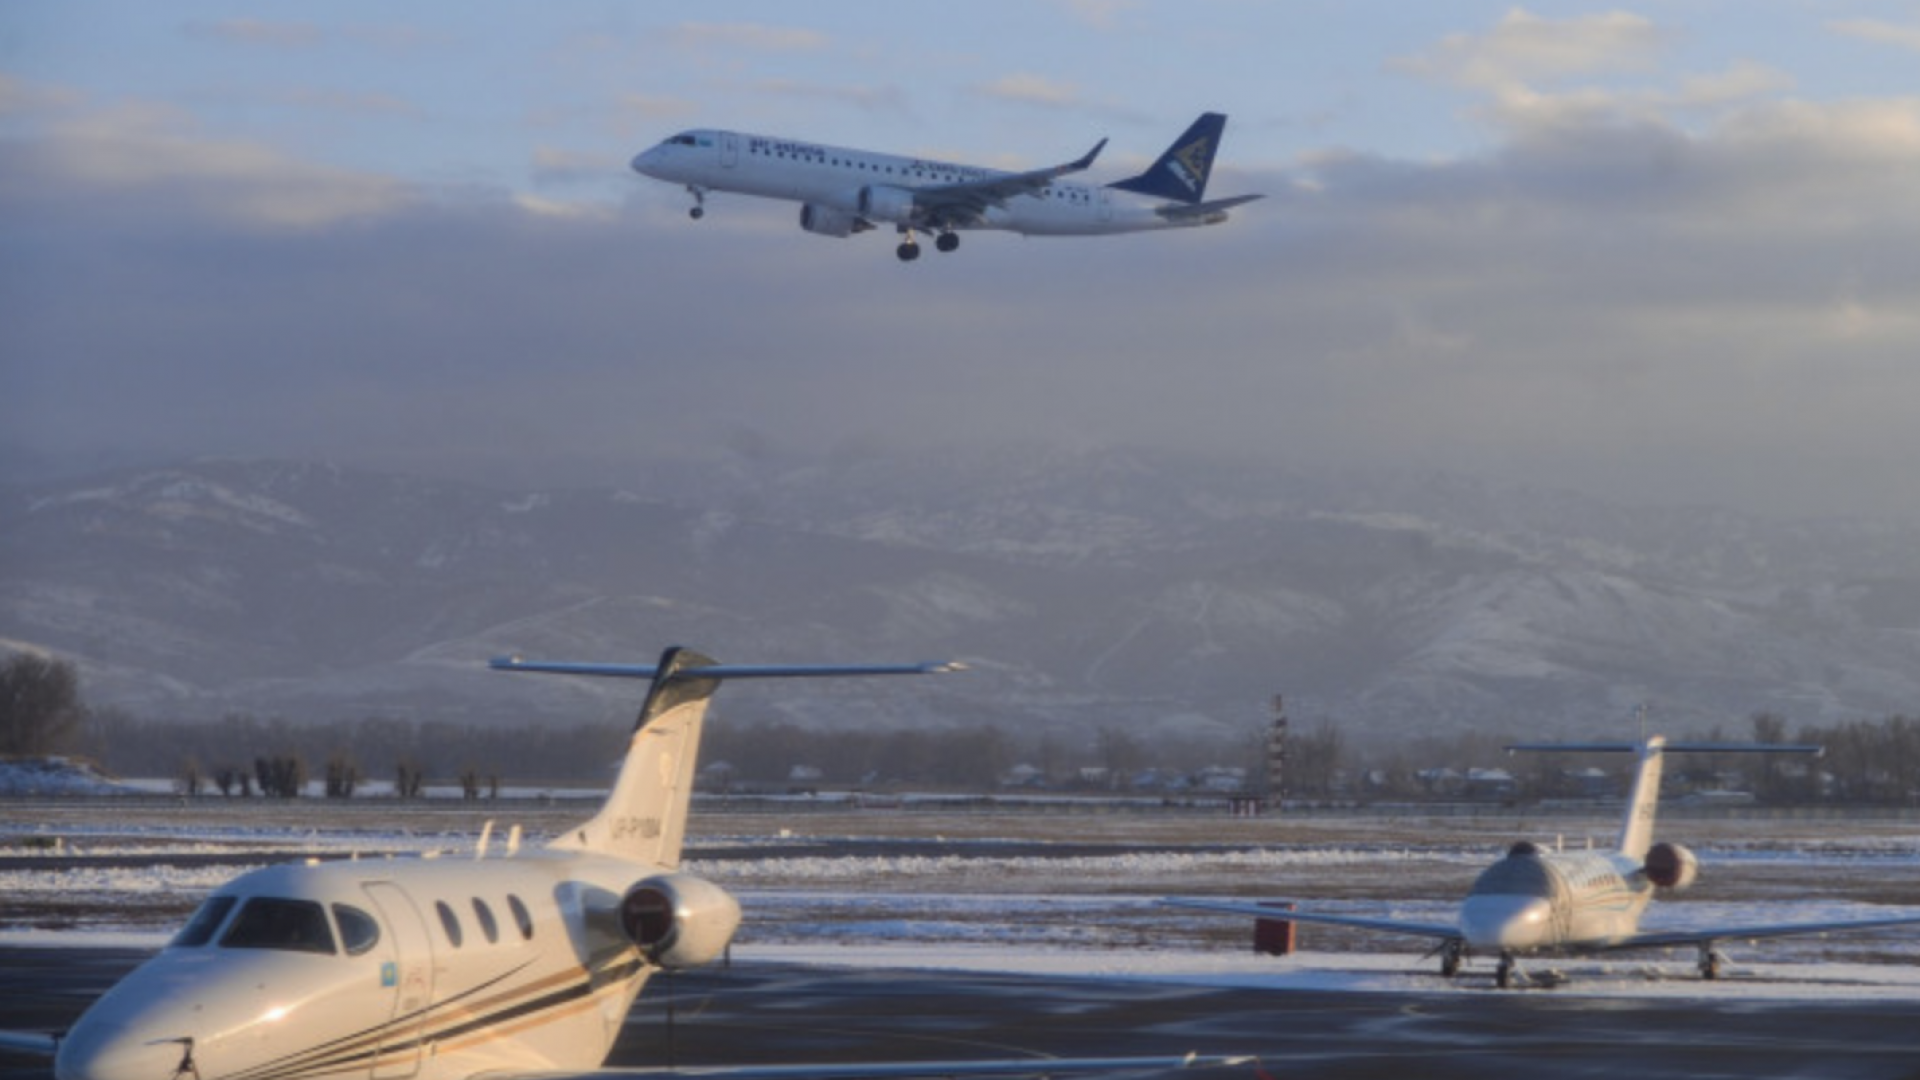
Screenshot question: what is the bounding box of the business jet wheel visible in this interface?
[896,241,921,262]
[935,232,960,253]
[689,207,704,220]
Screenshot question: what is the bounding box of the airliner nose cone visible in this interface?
[631,149,658,176]
[1459,894,1554,951]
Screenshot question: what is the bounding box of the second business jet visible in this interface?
[630,112,1261,260]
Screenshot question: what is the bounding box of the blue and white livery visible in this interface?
[631,113,1261,261]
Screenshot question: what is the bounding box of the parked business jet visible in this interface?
[23,647,1244,1078]
[1167,736,1920,988]
[630,112,1262,261]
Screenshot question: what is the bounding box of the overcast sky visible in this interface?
[5,2,1920,519]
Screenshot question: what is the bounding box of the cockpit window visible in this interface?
[220,898,338,954]
[171,895,239,948]
[670,134,698,146]
[333,903,382,956]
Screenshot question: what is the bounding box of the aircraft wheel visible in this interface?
[1700,950,1722,980]
[935,232,960,253]
[1440,945,1463,978]
[896,241,921,262]
[690,206,704,220]
[1495,955,1514,989]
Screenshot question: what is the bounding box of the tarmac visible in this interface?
[6,947,1920,1079]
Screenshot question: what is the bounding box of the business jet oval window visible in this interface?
[472,898,500,944]
[333,903,382,956]
[171,895,239,948]
[507,894,535,940]
[221,898,338,955]
[435,900,464,948]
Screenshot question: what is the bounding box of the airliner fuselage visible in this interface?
[630,114,1260,260]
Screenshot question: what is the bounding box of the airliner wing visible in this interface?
[912,139,1106,225]
[1606,911,1920,952]
[500,1054,1254,1078]
[1162,898,1458,941]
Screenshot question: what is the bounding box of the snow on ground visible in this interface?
[4,801,1919,1002]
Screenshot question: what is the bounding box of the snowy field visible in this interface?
[4,796,1919,1002]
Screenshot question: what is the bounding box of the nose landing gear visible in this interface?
[685,185,707,220]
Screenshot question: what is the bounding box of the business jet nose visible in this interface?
[1459,894,1555,951]
[631,148,660,176]
[54,1022,186,1080]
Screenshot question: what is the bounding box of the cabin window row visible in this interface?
[435,894,536,948]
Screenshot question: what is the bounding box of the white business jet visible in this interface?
[630,112,1262,261]
[1167,736,1920,988]
[22,647,1243,1078]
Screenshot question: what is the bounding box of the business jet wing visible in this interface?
[497,1053,1255,1078]
[1602,911,1920,952]
[1162,898,1458,941]
[0,1031,58,1056]
[911,139,1106,226]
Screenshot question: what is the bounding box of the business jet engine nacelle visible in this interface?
[857,184,916,224]
[1644,841,1700,891]
[799,204,871,238]
[619,872,742,969]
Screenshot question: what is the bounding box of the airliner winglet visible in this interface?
[1169,735,1920,988]
[631,114,1257,261]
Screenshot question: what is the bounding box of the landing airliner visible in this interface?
[22,647,1242,1079]
[1168,736,1920,988]
[630,112,1261,261]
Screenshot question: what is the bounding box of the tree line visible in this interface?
[5,656,1918,803]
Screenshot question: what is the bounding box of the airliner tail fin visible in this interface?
[1108,112,1228,204]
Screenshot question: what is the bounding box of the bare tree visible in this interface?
[0,654,83,756]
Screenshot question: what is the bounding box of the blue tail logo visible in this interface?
[1108,112,1227,205]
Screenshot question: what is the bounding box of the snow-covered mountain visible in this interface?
[5,452,1919,749]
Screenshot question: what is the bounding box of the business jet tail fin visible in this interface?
[493,650,961,867]
[1109,112,1228,204]
[1508,737,1822,860]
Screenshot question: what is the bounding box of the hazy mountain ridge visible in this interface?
[5,452,1920,750]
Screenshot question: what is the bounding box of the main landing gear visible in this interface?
[895,227,961,262]
[1496,952,1517,989]
[1439,940,1465,978]
[1698,943,1726,980]
[685,185,707,220]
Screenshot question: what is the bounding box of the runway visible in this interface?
[7,947,1919,1079]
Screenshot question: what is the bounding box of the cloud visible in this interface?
[1829,18,1920,53]
[183,19,326,50]
[666,22,831,54]
[749,80,909,115]
[281,88,419,118]
[8,77,1920,518]
[975,74,1084,109]
[1053,0,1142,30]
[1393,8,1666,90]
[3,97,407,229]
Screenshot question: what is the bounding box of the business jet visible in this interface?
[630,112,1262,261]
[18,647,1245,1078]
[1167,736,1920,988]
